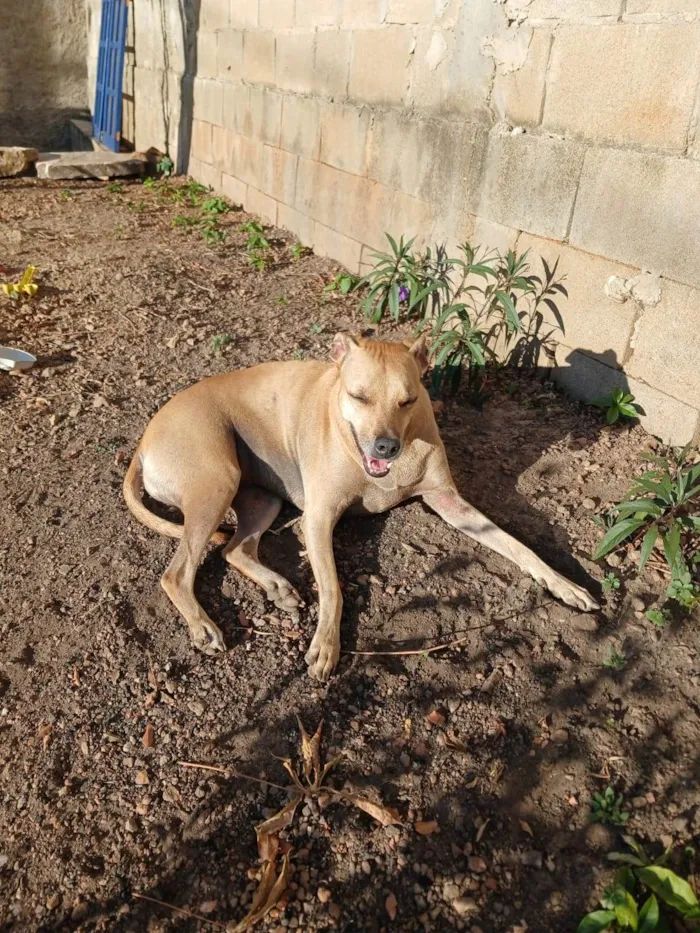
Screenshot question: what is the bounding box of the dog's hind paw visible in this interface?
[266,580,303,613]
[305,637,340,681]
[191,620,226,656]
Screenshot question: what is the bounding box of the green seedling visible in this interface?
[248,251,267,272]
[602,572,621,594]
[324,272,359,295]
[293,347,308,360]
[645,607,671,628]
[604,646,627,672]
[172,214,199,231]
[107,182,124,194]
[592,387,642,425]
[202,196,229,215]
[239,220,269,252]
[289,243,311,261]
[590,787,629,827]
[157,155,174,177]
[666,567,700,610]
[211,333,234,353]
[201,219,227,247]
[59,188,75,201]
[274,296,289,307]
[143,176,158,190]
[309,323,324,335]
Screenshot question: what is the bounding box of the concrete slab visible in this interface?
[36,150,147,180]
[0,147,38,177]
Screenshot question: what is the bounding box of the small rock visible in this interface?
[199,900,218,915]
[125,817,139,833]
[606,554,622,568]
[672,816,689,835]
[585,822,614,852]
[582,497,597,511]
[427,709,446,727]
[0,146,38,177]
[632,796,648,810]
[317,886,332,904]
[452,896,478,916]
[188,700,206,717]
[468,856,487,874]
[45,894,61,910]
[631,597,645,612]
[480,669,503,695]
[92,393,108,408]
[521,850,543,869]
[551,729,569,746]
[134,770,149,786]
[443,882,460,900]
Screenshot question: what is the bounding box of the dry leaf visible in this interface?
[476,818,490,843]
[238,610,251,628]
[415,819,439,836]
[341,793,401,826]
[480,669,503,695]
[444,730,469,754]
[427,709,446,727]
[464,775,479,790]
[229,853,290,933]
[142,723,155,748]
[297,717,323,786]
[38,723,53,750]
[72,665,81,687]
[255,796,300,861]
[385,892,398,921]
[520,820,534,837]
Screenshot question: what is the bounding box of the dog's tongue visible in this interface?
[368,457,390,474]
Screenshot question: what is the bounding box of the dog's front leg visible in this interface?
[303,508,343,680]
[422,486,599,611]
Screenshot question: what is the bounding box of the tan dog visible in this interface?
[123,334,598,680]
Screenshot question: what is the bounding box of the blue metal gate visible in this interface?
[93,0,129,151]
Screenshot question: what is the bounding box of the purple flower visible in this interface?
[398,285,410,303]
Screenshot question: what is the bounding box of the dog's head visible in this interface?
[330,333,428,478]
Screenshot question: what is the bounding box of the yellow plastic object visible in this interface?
[2,265,38,298]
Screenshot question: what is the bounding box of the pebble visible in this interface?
[632,796,648,809]
[672,816,689,834]
[631,597,645,612]
[582,498,597,510]
[551,729,569,746]
[468,857,487,874]
[452,897,478,916]
[125,817,139,833]
[521,850,543,869]
[317,886,332,903]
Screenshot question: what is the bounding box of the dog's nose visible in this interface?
[373,436,401,460]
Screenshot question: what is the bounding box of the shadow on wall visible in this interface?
[553,349,639,412]
[175,0,200,175]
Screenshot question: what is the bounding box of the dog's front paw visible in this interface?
[540,572,600,612]
[305,636,340,681]
[191,619,227,656]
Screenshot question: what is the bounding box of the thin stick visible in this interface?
[344,633,472,657]
[178,760,290,791]
[132,892,226,928]
[269,515,300,536]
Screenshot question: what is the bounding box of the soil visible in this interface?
[1,176,699,933]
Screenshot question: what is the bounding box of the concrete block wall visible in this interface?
[87,0,700,444]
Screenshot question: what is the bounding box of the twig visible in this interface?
[132,892,226,928]
[269,515,301,536]
[178,760,290,791]
[344,633,472,657]
[184,275,217,298]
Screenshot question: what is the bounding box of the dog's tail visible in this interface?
[122,451,232,545]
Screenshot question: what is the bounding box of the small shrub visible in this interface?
[172,215,198,231]
[293,347,308,360]
[309,323,324,335]
[239,220,269,252]
[200,217,227,246]
[645,607,671,628]
[324,272,359,295]
[593,387,642,425]
[142,176,158,190]
[247,251,267,272]
[156,155,174,177]
[201,196,229,215]
[106,181,124,194]
[590,787,629,826]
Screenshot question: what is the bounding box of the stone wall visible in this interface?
[88,0,700,444]
[0,0,88,149]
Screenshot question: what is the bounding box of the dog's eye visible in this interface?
[350,393,369,404]
[399,397,416,408]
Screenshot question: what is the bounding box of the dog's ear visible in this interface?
[407,333,429,375]
[330,332,358,363]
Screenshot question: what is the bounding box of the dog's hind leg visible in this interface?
[161,478,237,655]
[223,484,303,612]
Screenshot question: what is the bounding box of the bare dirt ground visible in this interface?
[1,177,698,933]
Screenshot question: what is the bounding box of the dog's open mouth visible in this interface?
[361,451,392,478]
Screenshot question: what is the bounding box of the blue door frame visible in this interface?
[93,0,129,151]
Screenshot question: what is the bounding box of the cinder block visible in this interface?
[194,78,224,126]
[230,0,258,28]
[493,29,551,128]
[386,0,435,23]
[320,103,370,175]
[313,222,363,273]
[296,0,339,27]
[543,24,700,150]
[202,0,229,31]
[278,202,316,246]
[280,95,323,159]
[625,0,699,13]
[191,120,213,164]
[313,29,350,98]
[553,344,700,446]
[245,186,279,225]
[518,233,638,363]
[232,134,264,187]
[195,160,223,193]
[262,145,298,204]
[527,0,622,21]
[197,31,219,80]
[243,30,275,85]
[260,0,294,29]
[349,28,413,106]
[212,125,236,173]
[570,147,700,290]
[223,83,249,133]
[390,191,436,250]
[275,31,316,93]
[221,172,247,206]
[217,29,243,82]
[342,0,385,27]
[343,177,395,251]
[627,279,700,409]
[479,132,585,241]
[472,217,519,256]
[245,87,283,146]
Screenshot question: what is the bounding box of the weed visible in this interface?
[274,296,289,307]
[59,188,75,201]
[293,348,308,360]
[127,200,147,213]
[604,646,627,672]
[211,333,234,353]
[602,572,621,594]
[200,217,227,247]
[289,243,311,261]
[171,215,198,231]
[115,224,125,240]
[156,154,174,177]
[593,444,700,610]
[593,387,642,425]
[239,220,269,252]
[142,176,158,190]
[247,251,267,272]
[106,181,124,194]
[309,323,324,335]
[202,196,229,215]
[646,607,671,628]
[323,272,359,295]
[590,787,629,827]
[577,837,700,932]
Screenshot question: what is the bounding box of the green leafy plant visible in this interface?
[324,272,359,295]
[239,220,269,252]
[274,296,289,307]
[200,217,227,246]
[202,196,229,215]
[590,787,629,826]
[645,607,671,628]
[172,214,199,231]
[604,646,627,672]
[577,837,700,932]
[309,323,324,335]
[357,234,441,324]
[593,387,642,425]
[289,243,311,261]
[211,333,234,353]
[143,176,158,190]
[248,251,267,272]
[293,347,308,360]
[157,154,174,177]
[603,572,621,593]
[59,188,75,201]
[106,181,124,194]
[592,444,700,611]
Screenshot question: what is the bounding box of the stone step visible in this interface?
[36,150,147,180]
